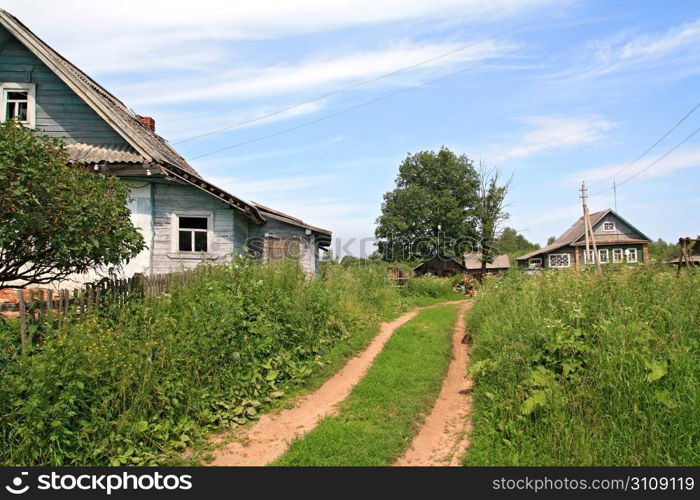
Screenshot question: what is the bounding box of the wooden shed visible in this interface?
[413,256,466,277]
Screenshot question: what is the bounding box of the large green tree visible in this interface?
[493,227,540,259]
[375,148,479,260]
[0,120,145,288]
[472,165,511,273]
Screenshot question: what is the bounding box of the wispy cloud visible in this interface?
[2,0,553,76]
[489,115,617,161]
[567,146,700,185]
[119,38,517,107]
[548,17,700,84]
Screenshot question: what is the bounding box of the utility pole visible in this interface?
[613,178,617,213]
[580,182,601,272]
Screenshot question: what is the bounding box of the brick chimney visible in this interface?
[136,115,155,132]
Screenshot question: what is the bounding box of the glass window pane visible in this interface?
[178,230,192,251]
[179,217,207,229]
[17,102,27,121]
[194,231,207,252]
[7,91,28,100]
[6,102,14,119]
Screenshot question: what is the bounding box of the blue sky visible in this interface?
[6,0,700,256]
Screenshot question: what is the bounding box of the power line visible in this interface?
[173,0,589,146]
[589,101,700,188]
[591,124,700,195]
[188,0,640,161]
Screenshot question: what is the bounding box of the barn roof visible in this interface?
[0,9,264,224]
[464,252,510,270]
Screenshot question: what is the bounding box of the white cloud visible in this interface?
[2,0,553,74]
[568,146,700,185]
[549,18,700,83]
[619,18,700,60]
[118,38,516,107]
[490,115,617,161]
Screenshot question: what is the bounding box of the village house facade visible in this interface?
[0,11,330,279]
[516,209,651,270]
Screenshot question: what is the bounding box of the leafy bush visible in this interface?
[465,268,700,465]
[0,259,410,466]
[402,275,456,298]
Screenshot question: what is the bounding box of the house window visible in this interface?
[612,248,623,263]
[549,253,570,268]
[603,221,616,232]
[626,248,638,263]
[178,216,208,252]
[266,236,305,262]
[1,83,36,128]
[585,249,595,264]
[599,248,608,264]
[528,257,543,268]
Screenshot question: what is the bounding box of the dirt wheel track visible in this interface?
[208,300,467,466]
[395,300,474,466]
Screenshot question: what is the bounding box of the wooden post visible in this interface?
[17,289,26,353]
[580,182,601,272]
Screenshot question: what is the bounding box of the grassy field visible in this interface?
[465,267,699,466]
[0,260,459,466]
[276,304,458,466]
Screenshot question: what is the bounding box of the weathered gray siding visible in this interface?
[233,210,249,254]
[592,213,640,238]
[151,182,239,274]
[247,219,318,274]
[0,26,127,144]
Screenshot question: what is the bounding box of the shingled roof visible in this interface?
[0,10,264,224]
[517,210,610,261]
[252,202,332,241]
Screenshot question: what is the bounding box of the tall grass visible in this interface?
[0,259,456,466]
[465,268,700,465]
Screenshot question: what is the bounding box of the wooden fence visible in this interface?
[0,269,199,352]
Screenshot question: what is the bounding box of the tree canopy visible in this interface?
[0,120,145,288]
[648,238,681,263]
[375,148,479,261]
[493,227,540,259]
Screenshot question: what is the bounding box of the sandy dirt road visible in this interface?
[209,300,467,466]
[394,300,474,466]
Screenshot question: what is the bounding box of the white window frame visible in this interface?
[598,248,609,264]
[528,257,543,268]
[625,248,638,263]
[1,82,36,128]
[548,253,571,268]
[171,212,213,254]
[584,248,595,264]
[612,248,623,263]
[602,221,616,232]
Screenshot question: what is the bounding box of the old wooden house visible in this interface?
[464,252,510,278]
[414,252,510,277]
[516,209,651,270]
[0,11,330,278]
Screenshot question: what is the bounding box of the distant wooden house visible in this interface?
[414,252,510,277]
[0,11,330,280]
[413,256,466,277]
[516,208,651,270]
[464,252,510,278]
